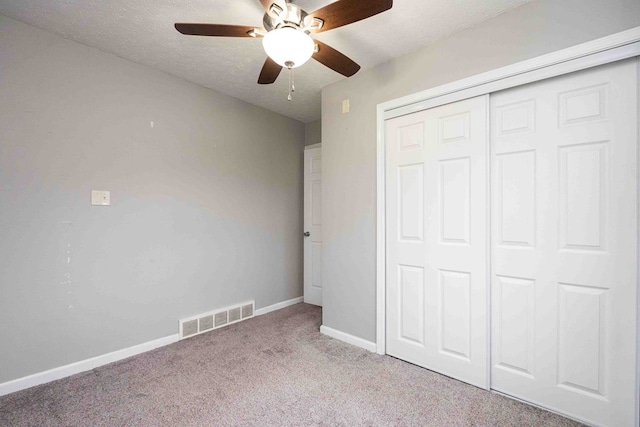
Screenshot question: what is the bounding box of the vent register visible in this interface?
[179,301,255,339]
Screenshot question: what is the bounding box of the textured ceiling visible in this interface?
[0,0,530,123]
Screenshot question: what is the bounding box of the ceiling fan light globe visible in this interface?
[262,27,314,68]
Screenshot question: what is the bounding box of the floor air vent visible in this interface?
[179,300,255,340]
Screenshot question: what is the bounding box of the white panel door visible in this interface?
[304,146,322,306]
[490,59,638,426]
[386,96,489,388]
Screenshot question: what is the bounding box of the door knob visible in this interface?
[304,231,310,237]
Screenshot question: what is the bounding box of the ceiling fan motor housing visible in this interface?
[263,3,308,32]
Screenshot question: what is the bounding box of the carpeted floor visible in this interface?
[0,303,581,426]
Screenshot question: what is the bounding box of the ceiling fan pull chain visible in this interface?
[286,61,294,101]
[292,67,295,92]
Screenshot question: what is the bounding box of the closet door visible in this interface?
[386,96,489,388]
[490,59,638,426]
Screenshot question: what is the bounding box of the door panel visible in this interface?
[398,164,424,241]
[495,150,536,247]
[557,283,606,397]
[558,142,608,250]
[493,275,535,376]
[398,265,425,344]
[439,158,470,244]
[490,59,638,427]
[304,147,322,306]
[386,95,489,388]
[439,269,471,359]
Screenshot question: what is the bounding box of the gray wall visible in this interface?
[321,0,640,343]
[0,15,305,383]
[304,119,321,146]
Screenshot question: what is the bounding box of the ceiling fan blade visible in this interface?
[175,23,261,37]
[308,0,393,33]
[258,57,283,84]
[312,40,361,77]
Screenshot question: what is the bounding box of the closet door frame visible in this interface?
[376,26,640,425]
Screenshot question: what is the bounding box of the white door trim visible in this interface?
[376,25,640,427]
[636,55,640,427]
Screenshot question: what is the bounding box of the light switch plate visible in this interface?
[91,190,110,206]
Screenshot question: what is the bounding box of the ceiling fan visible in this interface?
[175,0,393,100]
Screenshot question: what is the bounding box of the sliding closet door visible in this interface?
[490,59,638,426]
[386,96,489,388]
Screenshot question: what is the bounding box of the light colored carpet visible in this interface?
[0,303,581,426]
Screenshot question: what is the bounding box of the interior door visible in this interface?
[304,146,322,306]
[490,59,638,426]
[385,96,489,388]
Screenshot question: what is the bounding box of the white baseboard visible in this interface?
[0,296,304,397]
[0,334,179,397]
[255,296,303,316]
[320,325,377,353]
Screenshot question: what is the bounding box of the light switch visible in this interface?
[342,99,350,114]
[91,190,111,206]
